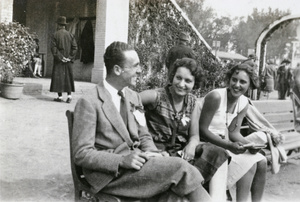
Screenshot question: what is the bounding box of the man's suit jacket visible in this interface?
[72,82,157,193]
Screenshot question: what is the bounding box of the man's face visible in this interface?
[120,50,141,87]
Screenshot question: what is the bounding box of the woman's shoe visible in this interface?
[66,98,72,103]
[36,74,42,78]
[54,97,63,102]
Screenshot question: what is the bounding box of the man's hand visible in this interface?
[120,152,149,170]
[62,57,71,63]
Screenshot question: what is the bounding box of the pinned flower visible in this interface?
[130,102,146,126]
[130,102,145,113]
[181,114,190,126]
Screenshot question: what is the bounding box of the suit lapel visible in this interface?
[124,88,139,141]
[96,84,133,146]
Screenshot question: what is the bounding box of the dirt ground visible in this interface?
[0,78,300,202]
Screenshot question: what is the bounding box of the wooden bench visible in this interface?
[246,98,300,160]
[66,110,142,202]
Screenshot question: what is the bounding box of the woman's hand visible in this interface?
[227,142,247,154]
[182,142,197,161]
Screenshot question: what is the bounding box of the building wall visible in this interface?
[2,0,130,82]
[0,0,13,23]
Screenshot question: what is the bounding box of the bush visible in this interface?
[0,22,36,83]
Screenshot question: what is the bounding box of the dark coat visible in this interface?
[50,27,78,93]
[80,20,95,64]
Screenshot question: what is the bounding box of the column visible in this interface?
[92,0,130,84]
[0,0,13,23]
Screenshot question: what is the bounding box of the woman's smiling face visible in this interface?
[228,69,250,98]
[172,67,195,96]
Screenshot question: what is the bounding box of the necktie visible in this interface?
[118,90,140,144]
[118,90,128,126]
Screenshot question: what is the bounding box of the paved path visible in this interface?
[0,77,95,201]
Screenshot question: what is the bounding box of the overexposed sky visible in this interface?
[204,0,300,18]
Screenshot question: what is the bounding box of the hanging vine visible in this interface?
[128,0,225,97]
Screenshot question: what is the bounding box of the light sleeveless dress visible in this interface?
[201,88,265,188]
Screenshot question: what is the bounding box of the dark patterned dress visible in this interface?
[144,86,230,184]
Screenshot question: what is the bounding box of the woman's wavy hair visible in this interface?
[168,58,204,89]
[226,63,260,89]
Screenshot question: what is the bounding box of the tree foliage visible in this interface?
[128,0,224,97]
[231,8,294,58]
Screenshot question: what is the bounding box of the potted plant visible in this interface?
[0,21,36,99]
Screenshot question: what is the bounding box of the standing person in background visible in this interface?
[32,38,43,78]
[50,16,77,103]
[261,59,277,99]
[165,32,196,76]
[199,64,267,202]
[292,63,300,119]
[276,59,291,100]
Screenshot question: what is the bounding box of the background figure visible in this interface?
[165,32,197,76]
[292,63,300,128]
[50,16,77,103]
[199,64,267,202]
[276,59,292,100]
[260,59,277,99]
[32,38,42,78]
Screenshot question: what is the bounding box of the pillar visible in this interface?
[0,0,13,23]
[92,0,130,84]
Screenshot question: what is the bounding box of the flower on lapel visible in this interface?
[130,102,145,113]
[130,102,146,126]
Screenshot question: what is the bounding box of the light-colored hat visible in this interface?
[57,16,67,25]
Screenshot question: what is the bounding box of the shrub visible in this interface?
[0,22,36,83]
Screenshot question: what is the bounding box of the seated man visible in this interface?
[72,41,211,202]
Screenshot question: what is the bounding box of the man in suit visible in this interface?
[277,59,292,99]
[72,41,211,201]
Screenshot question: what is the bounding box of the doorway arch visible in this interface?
[255,14,300,75]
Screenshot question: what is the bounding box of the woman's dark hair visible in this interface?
[169,58,204,89]
[103,41,134,74]
[226,63,259,89]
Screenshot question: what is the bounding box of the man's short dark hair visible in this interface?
[103,41,134,74]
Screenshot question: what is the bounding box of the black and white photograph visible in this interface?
[1,0,300,201]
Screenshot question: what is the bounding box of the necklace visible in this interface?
[226,99,240,132]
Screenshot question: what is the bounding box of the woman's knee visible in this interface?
[257,158,267,171]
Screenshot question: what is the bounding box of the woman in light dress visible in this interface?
[199,63,267,202]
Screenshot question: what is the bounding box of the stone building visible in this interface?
[0,0,129,83]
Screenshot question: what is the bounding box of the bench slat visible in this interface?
[249,100,300,160]
[253,100,293,114]
[271,123,295,132]
[262,113,294,123]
